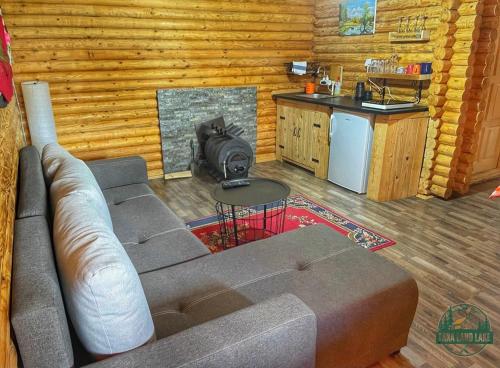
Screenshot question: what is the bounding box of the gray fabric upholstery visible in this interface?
[109,194,186,245]
[12,148,418,368]
[85,294,316,368]
[11,216,74,368]
[124,228,210,274]
[103,183,154,205]
[139,224,418,368]
[104,184,209,273]
[86,156,148,190]
[16,146,48,219]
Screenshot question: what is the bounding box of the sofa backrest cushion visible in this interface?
[41,143,74,184]
[11,216,74,368]
[51,154,113,229]
[16,146,48,219]
[42,143,113,229]
[53,192,155,357]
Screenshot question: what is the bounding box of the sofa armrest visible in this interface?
[85,294,316,368]
[85,156,149,190]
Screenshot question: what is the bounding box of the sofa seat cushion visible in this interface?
[139,224,418,368]
[124,228,210,274]
[109,194,186,245]
[103,183,154,206]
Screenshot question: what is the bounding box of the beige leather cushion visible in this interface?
[53,192,155,356]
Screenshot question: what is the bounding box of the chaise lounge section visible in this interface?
[11,145,418,368]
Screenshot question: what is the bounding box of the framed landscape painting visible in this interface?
[339,0,377,36]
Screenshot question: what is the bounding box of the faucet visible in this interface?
[316,66,327,79]
[316,65,337,96]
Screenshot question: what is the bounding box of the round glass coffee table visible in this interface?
[212,178,290,248]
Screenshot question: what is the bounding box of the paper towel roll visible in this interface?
[21,81,58,154]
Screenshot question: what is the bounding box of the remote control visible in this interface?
[221,179,250,189]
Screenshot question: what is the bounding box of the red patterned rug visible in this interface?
[187,194,396,253]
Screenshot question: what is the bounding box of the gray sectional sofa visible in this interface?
[11,145,418,368]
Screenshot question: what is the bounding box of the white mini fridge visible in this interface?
[328,112,374,194]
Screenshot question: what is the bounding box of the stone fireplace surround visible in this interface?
[157,87,257,176]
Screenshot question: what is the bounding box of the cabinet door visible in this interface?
[283,106,296,160]
[280,105,299,162]
[309,110,331,179]
[276,104,286,160]
[297,112,313,166]
[276,104,292,160]
[276,102,329,175]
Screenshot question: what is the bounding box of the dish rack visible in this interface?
[285,62,321,76]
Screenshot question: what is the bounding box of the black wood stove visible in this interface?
[192,116,253,181]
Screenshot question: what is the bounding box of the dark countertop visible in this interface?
[274,93,429,115]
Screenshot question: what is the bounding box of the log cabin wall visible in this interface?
[314,0,488,199]
[454,0,499,192]
[2,0,315,178]
[313,0,442,197]
[314,0,441,100]
[0,99,24,368]
[425,0,484,198]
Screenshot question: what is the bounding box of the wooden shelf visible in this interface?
[389,30,431,43]
[367,73,432,81]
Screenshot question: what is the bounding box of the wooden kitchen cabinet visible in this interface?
[276,96,430,202]
[367,111,429,201]
[276,100,330,179]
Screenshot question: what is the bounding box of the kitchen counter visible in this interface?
[273,93,428,115]
[275,95,430,202]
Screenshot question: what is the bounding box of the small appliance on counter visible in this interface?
[328,112,374,193]
[354,81,365,100]
[362,100,415,110]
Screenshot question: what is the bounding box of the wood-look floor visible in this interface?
[150,161,500,368]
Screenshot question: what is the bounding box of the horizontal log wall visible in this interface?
[454,0,499,193]
[314,0,441,101]
[3,0,315,178]
[314,0,490,199]
[426,0,484,198]
[314,0,441,196]
[0,99,24,368]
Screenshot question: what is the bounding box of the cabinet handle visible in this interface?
[312,158,319,163]
[280,116,286,120]
[293,128,297,136]
[297,128,301,138]
[279,144,284,149]
[313,123,321,128]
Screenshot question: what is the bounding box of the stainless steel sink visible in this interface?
[295,93,332,99]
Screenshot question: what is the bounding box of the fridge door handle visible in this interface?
[330,114,337,137]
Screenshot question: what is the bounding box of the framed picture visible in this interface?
[339,0,377,36]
